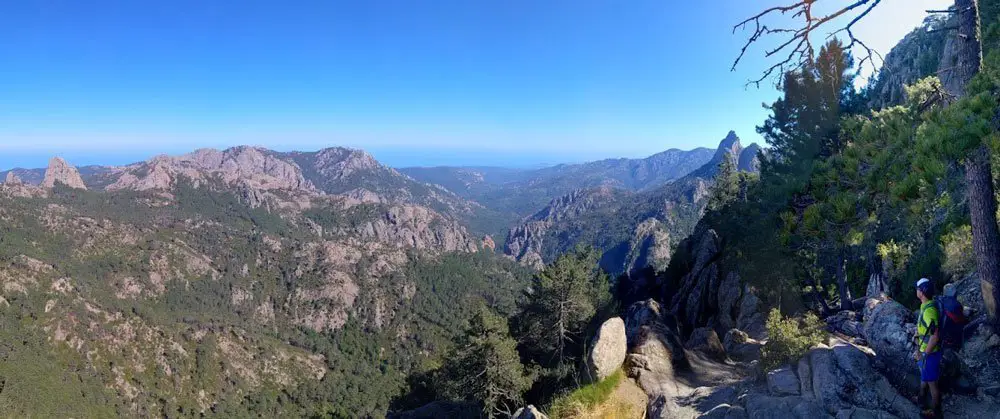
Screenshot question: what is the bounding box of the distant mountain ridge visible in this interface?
[399,144,724,229]
[503,131,760,275]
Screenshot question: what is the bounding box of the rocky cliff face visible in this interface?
[868,16,951,109]
[41,157,87,190]
[503,131,759,275]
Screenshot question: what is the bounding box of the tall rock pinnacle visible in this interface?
[42,157,87,190]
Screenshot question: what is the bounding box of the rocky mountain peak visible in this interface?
[313,147,382,179]
[42,157,87,190]
[4,171,22,185]
[738,143,762,172]
[714,131,743,162]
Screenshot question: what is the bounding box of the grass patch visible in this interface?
[549,370,625,419]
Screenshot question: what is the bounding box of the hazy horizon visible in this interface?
[1,0,949,169]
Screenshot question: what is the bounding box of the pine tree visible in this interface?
[518,246,610,370]
[437,306,533,418]
[707,155,740,212]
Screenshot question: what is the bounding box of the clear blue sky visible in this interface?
[0,0,947,169]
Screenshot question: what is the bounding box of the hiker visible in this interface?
[913,278,942,418]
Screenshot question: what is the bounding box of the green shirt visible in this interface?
[917,300,940,353]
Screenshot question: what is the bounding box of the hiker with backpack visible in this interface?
[913,278,943,418]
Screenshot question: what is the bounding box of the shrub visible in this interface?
[941,225,975,280]
[760,309,827,371]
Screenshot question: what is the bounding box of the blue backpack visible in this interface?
[932,295,968,350]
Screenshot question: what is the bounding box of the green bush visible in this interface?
[760,309,827,371]
[548,369,623,419]
[941,225,975,280]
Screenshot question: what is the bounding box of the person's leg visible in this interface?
[923,352,943,418]
[928,381,941,417]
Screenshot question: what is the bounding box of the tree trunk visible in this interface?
[951,0,1000,328]
[965,144,1000,326]
[838,258,851,311]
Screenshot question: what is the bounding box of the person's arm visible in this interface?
[924,321,940,354]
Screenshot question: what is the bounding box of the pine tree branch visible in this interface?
[733,0,885,87]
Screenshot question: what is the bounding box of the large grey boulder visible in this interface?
[766,366,801,396]
[512,405,548,419]
[588,317,627,381]
[687,327,727,361]
[862,298,920,395]
[804,340,919,417]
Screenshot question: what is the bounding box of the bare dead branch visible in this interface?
[733,0,890,87]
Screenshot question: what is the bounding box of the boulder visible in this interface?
[687,327,727,361]
[737,286,766,339]
[825,311,863,338]
[807,340,919,417]
[512,405,548,419]
[862,298,920,395]
[699,404,748,419]
[723,328,762,362]
[766,366,801,396]
[797,353,813,399]
[588,317,627,381]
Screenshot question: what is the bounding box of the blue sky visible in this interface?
[0,0,949,169]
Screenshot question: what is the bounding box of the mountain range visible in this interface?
[0,131,755,416]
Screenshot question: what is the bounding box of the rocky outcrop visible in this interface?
[624,300,688,399]
[358,205,478,252]
[482,235,496,252]
[867,17,950,109]
[512,405,548,419]
[723,329,762,362]
[766,367,800,396]
[686,327,726,361]
[42,157,87,190]
[804,341,920,417]
[504,187,620,268]
[588,317,627,381]
[667,229,765,340]
[626,218,672,274]
[109,147,311,193]
[737,144,761,173]
[861,297,920,395]
[4,172,22,185]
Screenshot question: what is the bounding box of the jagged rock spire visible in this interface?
[42,157,87,190]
